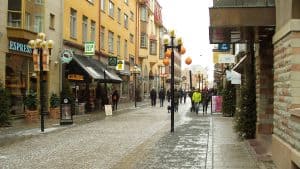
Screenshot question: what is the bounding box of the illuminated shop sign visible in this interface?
[9,40,32,54]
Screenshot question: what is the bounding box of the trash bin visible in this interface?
[60,97,73,125]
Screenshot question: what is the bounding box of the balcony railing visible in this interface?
[213,0,275,7]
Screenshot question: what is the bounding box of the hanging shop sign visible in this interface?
[9,40,32,54]
[116,60,124,70]
[231,70,241,84]
[218,54,235,63]
[84,41,95,56]
[108,56,118,66]
[68,74,84,81]
[218,43,230,51]
[61,49,73,64]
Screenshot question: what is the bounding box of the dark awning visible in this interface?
[72,55,122,83]
[209,7,275,44]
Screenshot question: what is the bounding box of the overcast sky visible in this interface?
[158,0,214,81]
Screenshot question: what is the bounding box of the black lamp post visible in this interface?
[28,33,54,132]
[164,30,185,132]
[131,65,141,107]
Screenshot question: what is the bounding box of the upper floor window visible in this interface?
[49,13,55,29]
[25,12,31,30]
[70,8,77,38]
[87,0,94,4]
[140,6,148,22]
[108,1,114,18]
[117,35,121,57]
[35,0,44,5]
[108,31,114,53]
[82,16,88,43]
[124,0,128,5]
[91,20,96,42]
[124,39,128,59]
[117,8,121,24]
[101,0,106,11]
[130,33,134,43]
[124,14,128,29]
[130,11,134,21]
[149,40,157,55]
[100,26,105,49]
[140,33,148,48]
[34,15,43,32]
[7,0,22,28]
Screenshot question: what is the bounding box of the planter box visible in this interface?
[49,107,60,119]
[25,110,39,122]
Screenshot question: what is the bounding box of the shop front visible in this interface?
[65,54,122,113]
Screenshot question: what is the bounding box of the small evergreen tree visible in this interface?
[0,81,11,126]
[234,73,257,139]
[222,81,236,117]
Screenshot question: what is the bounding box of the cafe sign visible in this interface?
[9,40,32,54]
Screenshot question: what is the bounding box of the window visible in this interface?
[124,0,128,5]
[91,20,96,42]
[117,8,121,24]
[34,16,43,32]
[82,15,88,42]
[70,8,77,38]
[140,33,148,48]
[130,11,134,21]
[87,0,94,4]
[7,0,22,28]
[117,36,121,56]
[101,0,106,11]
[35,0,44,5]
[25,12,31,30]
[108,31,114,53]
[130,34,134,43]
[159,45,164,59]
[149,40,157,55]
[108,1,114,18]
[49,13,55,29]
[124,40,128,59]
[124,14,128,29]
[100,26,105,49]
[140,6,148,22]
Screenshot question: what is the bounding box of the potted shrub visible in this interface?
[49,93,60,119]
[0,81,11,126]
[23,90,39,122]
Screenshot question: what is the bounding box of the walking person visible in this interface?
[192,89,202,114]
[159,88,165,107]
[167,89,171,102]
[202,90,210,114]
[174,88,180,112]
[183,90,187,104]
[150,87,157,106]
[112,90,119,111]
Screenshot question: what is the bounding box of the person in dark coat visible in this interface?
[167,89,171,102]
[158,88,165,107]
[150,88,157,106]
[202,90,210,114]
[112,90,119,111]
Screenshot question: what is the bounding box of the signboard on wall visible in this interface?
[116,60,124,70]
[218,54,235,63]
[84,41,95,56]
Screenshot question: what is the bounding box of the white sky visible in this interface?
[158,0,214,81]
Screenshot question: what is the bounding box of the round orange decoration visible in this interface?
[164,49,171,58]
[180,46,186,55]
[163,58,170,66]
[185,57,192,65]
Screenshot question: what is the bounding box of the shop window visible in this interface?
[7,0,22,28]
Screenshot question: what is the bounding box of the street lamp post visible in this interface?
[164,30,185,132]
[28,33,54,132]
[131,65,141,108]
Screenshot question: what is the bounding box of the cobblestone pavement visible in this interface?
[0,99,277,169]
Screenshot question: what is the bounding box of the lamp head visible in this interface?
[28,40,35,49]
[47,40,54,49]
[38,32,46,40]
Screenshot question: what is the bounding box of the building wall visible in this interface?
[272,19,300,169]
[0,0,8,83]
[45,0,63,95]
[100,0,136,62]
[63,0,99,52]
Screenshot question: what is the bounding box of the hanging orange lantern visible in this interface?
[180,46,186,55]
[163,58,170,66]
[185,57,192,65]
[164,49,171,58]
